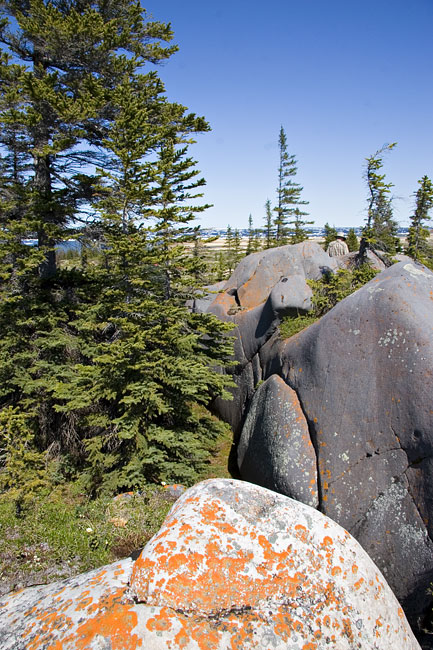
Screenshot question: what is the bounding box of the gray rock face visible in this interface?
[215,240,338,312]
[190,281,226,313]
[230,260,433,641]
[0,479,420,650]
[238,374,318,507]
[208,241,338,435]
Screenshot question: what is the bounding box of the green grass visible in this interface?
[0,484,181,595]
[279,313,318,340]
[0,420,234,596]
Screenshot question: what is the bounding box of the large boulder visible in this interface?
[0,479,420,649]
[237,374,319,508]
[208,240,338,316]
[235,261,433,638]
[208,241,338,434]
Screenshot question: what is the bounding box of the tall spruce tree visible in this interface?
[0,0,176,278]
[358,143,399,263]
[0,1,235,495]
[406,175,433,264]
[274,126,309,244]
[263,199,273,249]
[0,0,176,471]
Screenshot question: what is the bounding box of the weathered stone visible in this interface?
[0,479,420,649]
[190,281,226,314]
[220,241,338,311]
[238,374,318,507]
[230,261,433,638]
[130,478,420,649]
[207,242,334,433]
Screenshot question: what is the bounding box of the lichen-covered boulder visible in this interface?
[218,240,338,311]
[237,374,318,507]
[208,242,337,434]
[0,479,420,649]
[235,261,433,638]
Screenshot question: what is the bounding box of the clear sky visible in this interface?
[147,0,433,230]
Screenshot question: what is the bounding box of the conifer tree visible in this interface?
[0,1,177,467]
[49,69,234,493]
[0,0,176,278]
[263,199,274,249]
[0,1,235,494]
[289,208,313,244]
[346,228,359,252]
[225,225,235,275]
[406,175,433,264]
[358,143,399,263]
[245,214,261,254]
[322,223,338,250]
[274,126,309,245]
[246,214,255,255]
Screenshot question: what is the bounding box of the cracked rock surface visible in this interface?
[0,480,420,649]
[225,260,433,642]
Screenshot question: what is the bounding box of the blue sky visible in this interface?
[147,0,433,230]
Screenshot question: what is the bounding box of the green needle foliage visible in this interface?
[279,264,378,339]
[346,228,359,252]
[406,175,433,265]
[358,143,399,263]
[0,1,235,501]
[274,126,311,245]
[263,199,274,249]
[322,223,338,250]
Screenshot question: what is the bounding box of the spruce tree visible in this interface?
[406,175,433,264]
[274,126,309,245]
[0,0,177,468]
[358,143,398,263]
[289,208,313,244]
[246,214,254,255]
[322,223,338,250]
[0,0,176,278]
[49,69,234,493]
[0,1,235,495]
[346,228,359,252]
[225,225,235,275]
[263,199,274,249]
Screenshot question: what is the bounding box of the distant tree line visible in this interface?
[220,138,433,278]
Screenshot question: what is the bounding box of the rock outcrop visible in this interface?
[219,257,433,640]
[206,241,338,433]
[0,479,420,649]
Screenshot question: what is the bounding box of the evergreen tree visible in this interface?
[246,214,254,255]
[289,208,313,244]
[322,223,338,250]
[50,67,234,493]
[233,228,242,266]
[274,126,309,245]
[0,0,176,278]
[0,1,235,495]
[346,228,359,252]
[263,199,274,249]
[253,227,262,251]
[406,175,433,264]
[0,0,177,469]
[358,143,399,263]
[225,225,235,275]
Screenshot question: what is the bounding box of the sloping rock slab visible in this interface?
[237,374,318,507]
[0,479,420,649]
[260,261,433,628]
